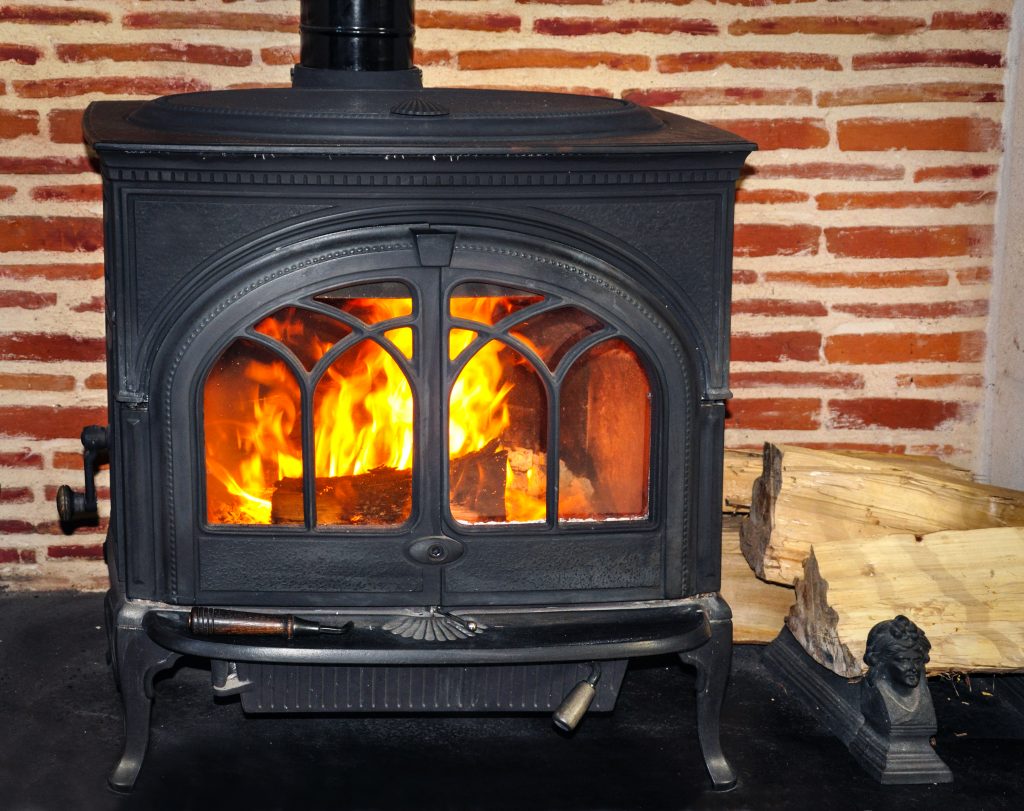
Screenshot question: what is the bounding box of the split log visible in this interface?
[272,441,508,525]
[721,515,794,643]
[740,444,1024,586]
[722,449,762,514]
[719,448,969,516]
[787,527,1024,677]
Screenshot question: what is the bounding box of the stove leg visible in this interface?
[679,618,737,791]
[108,625,180,793]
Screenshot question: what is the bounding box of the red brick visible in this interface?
[0,290,57,309]
[0,110,39,139]
[735,189,810,206]
[37,517,108,536]
[47,543,104,560]
[765,269,949,289]
[459,49,649,71]
[71,295,104,313]
[85,373,107,389]
[825,226,991,259]
[0,486,33,504]
[14,77,210,99]
[0,333,106,362]
[853,50,1004,71]
[0,218,102,253]
[0,406,107,439]
[829,398,963,431]
[707,118,828,150]
[623,87,811,107]
[123,11,297,33]
[838,117,1001,152]
[30,184,103,203]
[730,371,864,389]
[0,263,103,280]
[956,267,991,286]
[48,108,84,144]
[0,5,109,24]
[57,42,253,67]
[731,331,821,362]
[914,164,998,183]
[260,46,298,66]
[730,16,925,36]
[0,43,42,64]
[733,269,758,285]
[0,372,75,391]
[818,82,1003,107]
[418,10,520,31]
[833,301,988,319]
[0,185,14,201]
[536,16,717,36]
[658,51,841,72]
[732,299,826,317]
[734,224,820,257]
[53,451,85,470]
[816,191,995,210]
[415,49,455,68]
[931,12,1009,31]
[0,450,43,468]
[0,520,35,534]
[725,398,821,430]
[896,374,983,389]
[0,156,94,174]
[0,547,36,564]
[467,84,614,97]
[748,162,904,181]
[824,332,985,364]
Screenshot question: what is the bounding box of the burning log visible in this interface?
[740,444,1024,586]
[787,528,1024,677]
[271,440,510,525]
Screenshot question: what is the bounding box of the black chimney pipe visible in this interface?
[293,0,422,90]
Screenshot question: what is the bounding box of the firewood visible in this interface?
[740,444,1024,586]
[787,527,1024,677]
[271,468,412,525]
[719,448,968,516]
[721,516,794,643]
[271,441,510,525]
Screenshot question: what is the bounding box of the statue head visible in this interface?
[863,615,930,691]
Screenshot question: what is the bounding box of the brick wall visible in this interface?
[0,0,1017,590]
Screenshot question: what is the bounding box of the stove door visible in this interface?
[167,225,696,607]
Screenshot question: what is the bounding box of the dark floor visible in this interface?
[1,592,1022,811]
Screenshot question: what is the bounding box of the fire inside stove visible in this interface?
[203,284,651,528]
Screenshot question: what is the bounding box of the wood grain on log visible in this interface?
[740,444,1024,586]
[721,515,794,644]
[788,528,1024,677]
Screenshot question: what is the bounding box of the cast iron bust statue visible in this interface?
[861,615,933,730]
[850,615,952,783]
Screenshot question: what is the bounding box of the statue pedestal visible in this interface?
[764,627,953,785]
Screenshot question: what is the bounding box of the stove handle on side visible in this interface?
[55,424,108,525]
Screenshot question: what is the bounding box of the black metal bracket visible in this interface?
[55,424,108,526]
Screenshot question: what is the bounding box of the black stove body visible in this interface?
[71,0,754,792]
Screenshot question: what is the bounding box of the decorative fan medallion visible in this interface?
[382,608,486,641]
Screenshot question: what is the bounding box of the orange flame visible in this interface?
[206,296,548,525]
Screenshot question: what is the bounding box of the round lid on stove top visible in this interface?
[125,87,664,145]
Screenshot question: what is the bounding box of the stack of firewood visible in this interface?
[722,444,1024,677]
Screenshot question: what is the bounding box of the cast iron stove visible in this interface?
[60,0,755,791]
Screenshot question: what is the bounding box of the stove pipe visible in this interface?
[292,0,422,90]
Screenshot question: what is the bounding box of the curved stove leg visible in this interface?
[108,624,180,793]
[679,618,737,791]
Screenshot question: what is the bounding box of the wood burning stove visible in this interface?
[61,0,754,792]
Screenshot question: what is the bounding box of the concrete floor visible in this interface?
[1,591,1021,811]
